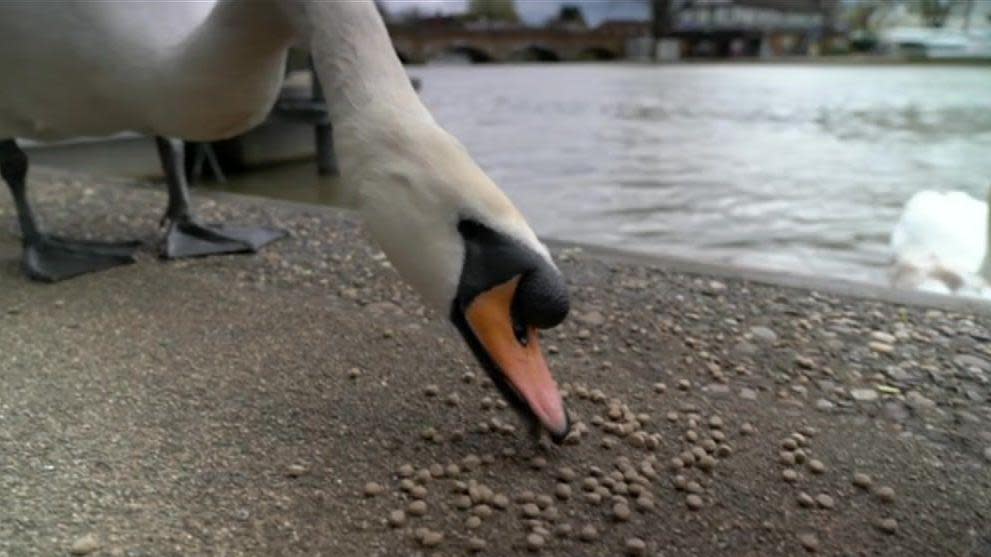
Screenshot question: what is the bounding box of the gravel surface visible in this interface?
[1,171,991,556]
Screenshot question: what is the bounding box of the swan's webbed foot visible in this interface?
[162,216,285,259]
[22,236,140,282]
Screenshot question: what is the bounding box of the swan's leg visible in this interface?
[0,139,138,282]
[156,137,285,259]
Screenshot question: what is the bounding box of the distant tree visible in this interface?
[466,0,520,23]
[913,0,953,27]
[558,5,587,27]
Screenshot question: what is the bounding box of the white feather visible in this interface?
[890,188,991,299]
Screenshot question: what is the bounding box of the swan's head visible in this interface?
[338,113,571,442]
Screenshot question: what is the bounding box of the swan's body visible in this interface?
[890,189,991,298]
[0,2,290,141]
[0,1,571,438]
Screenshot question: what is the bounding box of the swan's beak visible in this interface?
[464,276,569,441]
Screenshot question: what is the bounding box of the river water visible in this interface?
[408,63,991,285]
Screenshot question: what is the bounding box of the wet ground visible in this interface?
[1,171,990,556]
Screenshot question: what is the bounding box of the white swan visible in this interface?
[890,187,991,298]
[0,1,571,440]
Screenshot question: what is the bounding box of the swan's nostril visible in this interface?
[514,266,569,330]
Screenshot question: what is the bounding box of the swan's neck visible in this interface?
[161,0,294,136]
[173,0,293,77]
[285,1,431,126]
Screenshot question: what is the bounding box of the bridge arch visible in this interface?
[395,48,415,65]
[577,46,619,61]
[430,45,494,64]
[508,44,561,62]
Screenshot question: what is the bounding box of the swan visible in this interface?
[890,187,991,298]
[0,1,571,440]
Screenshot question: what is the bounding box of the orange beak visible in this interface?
[465,276,569,439]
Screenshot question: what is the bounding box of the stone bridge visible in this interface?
[388,25,647,63]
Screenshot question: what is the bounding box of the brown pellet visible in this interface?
[626,537,647,556]
[420,530,443,547]
[875,486,895,503]
[808,460,825,474]
[612,502,632,521]
[363,482,384,497]
[579,525,598,542]
[408,500,427,516]
[526,533,545,551]
[783,469,798,482]
[875,517,898,534]
[388,510,406,527]
[686,494,704,510]
[852,473,872,489]
[467,536,486,552]
[815,494,835,509]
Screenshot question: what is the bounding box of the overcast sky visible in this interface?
[381,1,651,25]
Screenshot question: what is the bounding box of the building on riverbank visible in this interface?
[659,0,842,59]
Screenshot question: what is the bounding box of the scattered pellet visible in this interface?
[408,500,427,516]
[429,463,445,478]
[521,503,541,518]
[285,464,308,478]
[462,371,477,383]
[798,533,819,552]
[686,481,703,494]
[686,494,704,510]
[420,530,444,547]
[454,495,472,510]
[526,533,545,551]
[716,444,733,458]
[410,485,428,499]
[797,492,815,508]
[536,494,554,509]
[388,510,406,527]
[579,525,598,542]
[398,464,414,478]
[708,416,724,429]
[69,534,100,556]
[492,494,509,509]
[808,460,825,474]
[783,469,798,482]
[363,482,384,497]
[815,494,835,509]
[531,456,547,470]
[347,367,361,379]
[465,516,482,529]
[678,379,691,390]
[555,484,572,500]
[740,423,756,435]
[424,384,439,397]
[875,486,895,503]
[875,518,898,534]
[780,451,797,466]
[467,536,486,552]
[626,537,647,556]
[612,502,632,521]
[782,438,798,451]
[555,523,572,538]
[852,473,873,489]
[793,450,807,464]
[654,382,667,393]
